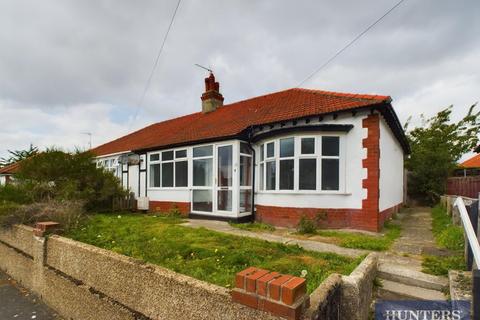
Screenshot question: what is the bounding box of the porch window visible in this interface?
[240,142,253,212]
[192,145,213,212]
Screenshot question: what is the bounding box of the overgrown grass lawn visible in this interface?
[422,205,466,276]
[228,221,276,232]
[66,214,362,293]
[314,222,401,251]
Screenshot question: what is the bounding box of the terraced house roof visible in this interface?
[92,87,408,156]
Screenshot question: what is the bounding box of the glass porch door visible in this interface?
[216,144,233,212]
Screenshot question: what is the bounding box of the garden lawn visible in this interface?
[422,204,465,276]
[229,221,401,251]
[314,222,401,251]
[66,214,362,293]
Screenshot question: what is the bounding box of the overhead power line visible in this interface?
[296,0,407,87]
[129,0,182,130]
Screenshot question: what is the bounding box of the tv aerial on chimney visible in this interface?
[194,64,213,73]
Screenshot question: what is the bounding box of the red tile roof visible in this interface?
[461,154,480,168]
[0,161,20,174]
[92,88,394,156]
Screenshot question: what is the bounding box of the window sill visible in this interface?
[148,187,189,191]
[256,190,351,195]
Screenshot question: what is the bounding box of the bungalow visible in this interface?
[92,73,409,232]
[0,162,20,186]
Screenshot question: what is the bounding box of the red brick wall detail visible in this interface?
[379,203,402,225]
[255,113,384,232]
[149,201,190,216]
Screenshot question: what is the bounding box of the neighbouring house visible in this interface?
[92,73,409,232]
[448,148,480,198]
[453,148,480,177]
[0,161,20,186]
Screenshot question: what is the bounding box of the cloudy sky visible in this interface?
[0,0,479,160]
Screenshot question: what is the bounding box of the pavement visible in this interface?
[0,271,60,320]
[182,219,368,258]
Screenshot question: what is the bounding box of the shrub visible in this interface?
[0,202,22,228]
[297,215,317,234]
[12,149,127,211]
[0,184,32,204]
[0,200,85,232]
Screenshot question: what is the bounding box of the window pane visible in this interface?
[259,163,264,190]
[193,190,212,212]
[193,159,212,186]
[322,136,339,156]
[149,154,159,161]
[240,142,252,155]
[240,190,252,212]
[267,142,275,158]
[193,145,213,157]
[260,144,264,161]
[217,190,232,211]
[322,159,339,190]
[240,156,252,186]
[280,138,294,157]
[218,145,232,187]
[266,161,276,190]
[161,162,174,187]
[175,161,188,187]
[149,163,160,187]
[301,138,315,154]
[299,159,316,190]
[279,159,294,190]
[162,151,174,161]
[175,150,187,158]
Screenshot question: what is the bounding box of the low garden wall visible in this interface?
[0,224,378,320]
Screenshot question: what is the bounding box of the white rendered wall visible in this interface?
[379,116,404,211]
[254,112,369,209]
[0,175,6,186]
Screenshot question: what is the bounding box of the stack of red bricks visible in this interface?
[231,267,309,320]
[33,221,60,237]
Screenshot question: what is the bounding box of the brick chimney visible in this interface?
[201,72,224,113]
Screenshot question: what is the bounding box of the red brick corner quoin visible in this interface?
[360,113,381,232]
[232,267,309,320]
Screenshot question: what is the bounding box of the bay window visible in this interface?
[258,135,342,192]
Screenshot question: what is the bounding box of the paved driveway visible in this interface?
[0,271,60,320]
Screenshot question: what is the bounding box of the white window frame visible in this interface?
[239,142,253,213]
[148,148,189,189]
[257,133,346,194]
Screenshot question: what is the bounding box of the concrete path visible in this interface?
[0,270,61,320]
[379,207,440,270]
[182,219,368,258]
[377,207,449,300]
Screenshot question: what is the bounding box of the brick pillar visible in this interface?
[232,267,309,320]
[360,113,381,232]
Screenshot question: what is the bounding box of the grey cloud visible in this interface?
[0,0,479,158]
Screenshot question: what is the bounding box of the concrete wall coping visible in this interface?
[47,235,231,296]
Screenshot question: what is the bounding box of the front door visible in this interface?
[216,144,233,213]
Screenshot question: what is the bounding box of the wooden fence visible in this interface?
[447,176,480,199]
